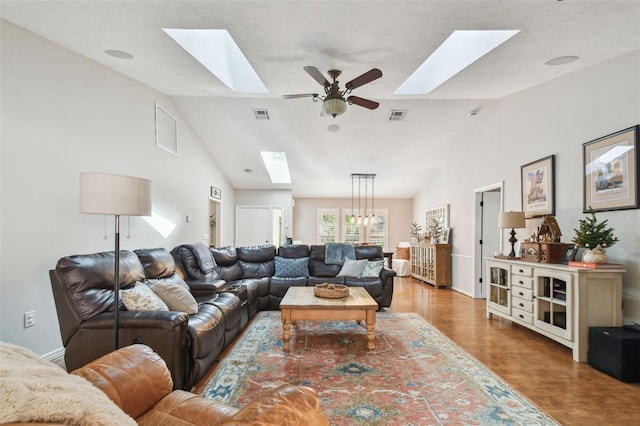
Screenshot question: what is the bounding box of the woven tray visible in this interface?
[314,283,349,299]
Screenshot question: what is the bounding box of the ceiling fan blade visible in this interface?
[348,96,379,110]
[345,68,383,90]
[304,66,330,87]
[281,93,318,99]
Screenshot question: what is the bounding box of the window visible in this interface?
[340,209,388,248]
[317,208,339,243]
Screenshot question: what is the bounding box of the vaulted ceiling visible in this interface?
[2,0,639,198]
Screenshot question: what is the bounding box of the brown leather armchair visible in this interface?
[73,344,330,425]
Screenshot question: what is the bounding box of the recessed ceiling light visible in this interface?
[394,30,520,95]
[545,56,579,66]
[105,49,133,59]
[327,124,340,132]
[163,28,267,94]
[260,152,291,184]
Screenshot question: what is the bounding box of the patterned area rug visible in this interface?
[201,312,559,425]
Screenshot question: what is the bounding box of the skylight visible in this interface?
[261,152,291,184]
[162,28,267,94]
[394,30,520,95]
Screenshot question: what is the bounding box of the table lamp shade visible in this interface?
[498,211,526,229]
[80,173,152,216]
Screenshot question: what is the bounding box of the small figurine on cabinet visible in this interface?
[537,215,562,242]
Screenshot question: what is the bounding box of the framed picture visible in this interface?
[155,103,178,156]
[582,125,639,212]
[210,186,221,200]
[560,247,578,264]
[441,228,451,244]
[521,155,555,218]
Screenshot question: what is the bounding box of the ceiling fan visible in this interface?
[282,66,382,117]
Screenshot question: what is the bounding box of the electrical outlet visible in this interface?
[203,233,209,241]
[24,311,35,328]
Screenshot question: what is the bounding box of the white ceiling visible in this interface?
[2,0,639,198]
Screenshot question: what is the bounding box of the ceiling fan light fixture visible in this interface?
[322,97,347,118]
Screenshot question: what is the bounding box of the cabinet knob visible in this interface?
[519,303,524,307]
[519,314,524,319]
[519,280,524,284]
[519,292,524,296]
[519,269,524,273]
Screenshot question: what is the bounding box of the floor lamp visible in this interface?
[498,211,526,258]
[80,172,152,349]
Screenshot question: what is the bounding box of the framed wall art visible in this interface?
[521,155,555,218]
[582,125,638,212]
[210,186,221,200]
[155,102,178,156]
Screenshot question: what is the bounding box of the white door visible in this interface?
[473,183,503,298]
[236,206,282,247]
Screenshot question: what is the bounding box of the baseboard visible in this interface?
[42,346,65,368]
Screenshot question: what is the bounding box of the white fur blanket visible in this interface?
[0,341,136,425]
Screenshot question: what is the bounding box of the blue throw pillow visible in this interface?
[274,256,310,278]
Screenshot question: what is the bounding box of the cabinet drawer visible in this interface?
[512,286,533,300]
[511,275,533,289]
[512,307,533,325]
[511,265,533,277]
[511,297,533,313]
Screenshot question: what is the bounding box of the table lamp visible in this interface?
[498,211,526,257]
[80,172,152,349]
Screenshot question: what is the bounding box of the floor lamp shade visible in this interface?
[80,173,152,216]
[79,172,151,350]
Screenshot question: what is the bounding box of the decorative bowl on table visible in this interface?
[314,283,349,299]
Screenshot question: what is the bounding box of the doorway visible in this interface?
[209,199,220,247]
[472,182,503,298]
[236,206,283,247]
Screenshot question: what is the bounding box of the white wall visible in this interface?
[0,22,235,354]
[293,198,413,249]
[413,50,640,322]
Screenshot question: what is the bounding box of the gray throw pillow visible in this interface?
[337,258,368,277]
[360,260,384,277]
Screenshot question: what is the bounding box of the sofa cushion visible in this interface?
[134,248,176,279]
[360,260,384,278]
[210,246,238,266]
[277,244,310,258]
[237,245,277,263]
[337,258,368,277]
[275,256,310,278]
[121,282,169,311]
[148,277,198,315]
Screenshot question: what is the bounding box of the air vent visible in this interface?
[253,109,270,120]
[389,110,407,121]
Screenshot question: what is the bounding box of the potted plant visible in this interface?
[409,221,422,242]
[572,208,619,263]
[428,217,443,243]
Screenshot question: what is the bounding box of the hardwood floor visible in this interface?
[388,277,640,426]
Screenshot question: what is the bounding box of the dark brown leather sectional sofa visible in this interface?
[50,243,395,391]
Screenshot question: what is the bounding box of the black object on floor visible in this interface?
[588,327,640,383]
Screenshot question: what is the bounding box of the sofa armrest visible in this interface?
[226,385,330,426]
[68,311,191,390]
[186,278,227,296]
[72,344,173,420]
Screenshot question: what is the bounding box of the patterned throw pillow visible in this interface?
[274,256,310,278]
[121,282,169,311]
[360,260,384,278]
[337,258,368,277]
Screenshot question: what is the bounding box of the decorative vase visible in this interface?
[582,245,608,264]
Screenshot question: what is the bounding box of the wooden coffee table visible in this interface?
[280,286,378,351]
